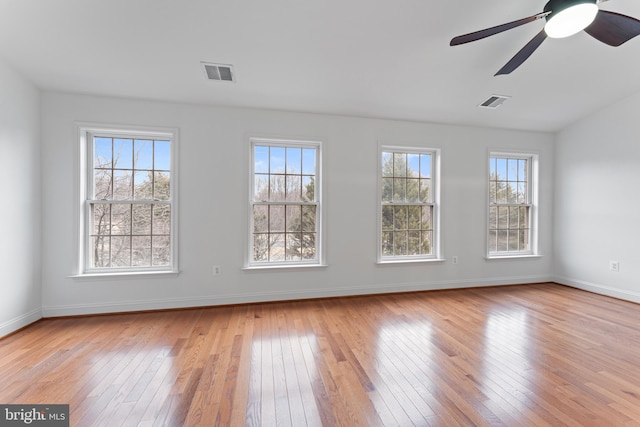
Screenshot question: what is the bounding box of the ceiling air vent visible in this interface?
[201,62,235,82]
[478,94,510,109]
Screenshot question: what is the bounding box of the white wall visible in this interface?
[554,91,640,302]
[0,59,42,336]
[41,92,554,316]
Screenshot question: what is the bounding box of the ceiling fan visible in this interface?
[450,0,640,75]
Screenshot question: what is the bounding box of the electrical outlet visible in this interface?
[452,256,458,265]
[213,265,221,276]
[609,261,620,272]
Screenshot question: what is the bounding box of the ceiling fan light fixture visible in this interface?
[544,0,598,38]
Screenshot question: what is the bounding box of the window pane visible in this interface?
[152,204,171,235]
[420,154,431,178]
[393,178,406,201]
[94,137,112,169]
[92,203,110,236]
[382,178,393,202]
[489,206,497,230]
[382,206,393,231]
[507,181,517,203]
[394,231,408,255]
[393,153,406,177]
[92,236,110,268]
[132,204,151,235]
[407,154,419,177]
[253,205,268,233]
[508,159,518,181]
[497,206,508,230]
[134,171,153,200]
[111,204,131,235]
[94,169,112,200]
[254,146,269,174]
[420,179,431,203]
[253,234,269,261]
[152,236,171,266]
[132,236,151,267]
[302,176,315,202]
[286,147,301,174]
[496,158,507,180]
[381,152,393,177]
[509,207,520,229]
[302,148,316,175]
[421,231,432,254]
[422,206,432,230]
[285,233,302,261]
[286,175,301,201]
[497,230,508,252]
[269,175,285,202]
[270,147,285,173]
[286,205,301,232]
[517,182,526,204]
[301,205,316,232]
[382,232,393,256]
[406,179,420,202]
[408,206,421,230]
[269,233,285,261]
[488,230,497,253]
[508,231,520,252]
[408,231,421,255]
[113,170,132,200]
[154,171,170,200]
[254,174,269,201]
[394,205,408,231]
[111,236,131,267]
[269,205,285,232]
[114,138,133,169]
[301,233,316,259]
[154,140,171,171]
[134,139,153,170]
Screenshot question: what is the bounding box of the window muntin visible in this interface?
[250,140,321,266]
[82,128,177,273]
[379,147,438,261]
[488,154,533,256]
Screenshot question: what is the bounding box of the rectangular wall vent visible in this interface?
[201,62,235,82]
[478,94,510,109]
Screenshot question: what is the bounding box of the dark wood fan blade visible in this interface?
[584,10,640,46]
[495,29,547,76]
[450,13,547,46]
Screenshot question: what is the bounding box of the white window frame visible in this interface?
[487,150,539,259]
[247,137,324,269]
[74,123,179,277]
[377,145,441,263]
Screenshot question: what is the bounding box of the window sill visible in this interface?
[69,270,180,280]
[485,254,542,261]
[377,258,446,265]
[243,264,328,271]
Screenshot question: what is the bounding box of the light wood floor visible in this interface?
[2,283,640,426]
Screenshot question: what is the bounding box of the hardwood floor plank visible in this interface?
[3,283,640,426]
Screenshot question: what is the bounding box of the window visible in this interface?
[249,139,322,267]
[379,146,440,262]
[78,125,178,275]
[488,152,537,257]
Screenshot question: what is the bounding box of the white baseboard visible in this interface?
[0,309,42,338]
[41,274,552,317]
[554,275,640,304]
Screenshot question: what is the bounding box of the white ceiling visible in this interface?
[1,0,640,132]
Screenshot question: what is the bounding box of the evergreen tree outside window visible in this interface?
[249,139,322,267]
[378,146,440,262]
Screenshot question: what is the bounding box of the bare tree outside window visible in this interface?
[88,135,173,270]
